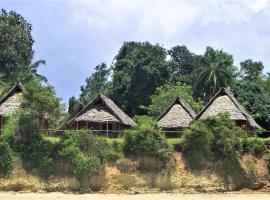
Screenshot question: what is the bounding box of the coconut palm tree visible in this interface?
[194,47,235,101]
[11,59,48,83]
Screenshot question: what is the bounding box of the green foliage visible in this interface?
[193,47,236,101]
[80,62,111,105]
[240,59,264,81]
[22,79,63,127]
[12,113,53,177]
[182,113,245,170]
[233,81,270,129]
[147,82,204,116]
[1,111,21,144]
[168,45,198,84]
[123,116,173,164]
[73,153,101,180]
[68,96,81,114]
[0,138,13,177]
[59,130,121,180]
[241,137,266,156]
[111,41,172,116]
[182,120,213,168]
[0,9,33,81]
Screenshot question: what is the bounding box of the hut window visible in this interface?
[108,124,113,130]
[101,123,113,130]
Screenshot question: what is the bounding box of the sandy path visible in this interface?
[0,193,269,200]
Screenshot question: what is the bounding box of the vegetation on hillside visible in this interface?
[1,9,270,192]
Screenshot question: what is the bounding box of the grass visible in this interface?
[106,137,124,144]
[106,137,183,145]
[43,136,60,144]
[166,137,184,145]
[42,135,184,146]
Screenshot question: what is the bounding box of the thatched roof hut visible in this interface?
[60,94,136,132]
[195,87,261,130]
[157,97,196,130]
[0,82,24,117]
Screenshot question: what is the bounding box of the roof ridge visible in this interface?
[195,87,261,129]
[157,96,196,121]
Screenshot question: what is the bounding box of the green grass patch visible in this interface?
[166,137,183,145]
[106,137,124,144]
[43,136,60,144]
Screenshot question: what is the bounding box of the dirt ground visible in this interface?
[0,193,269,200]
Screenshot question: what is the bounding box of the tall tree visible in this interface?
[240,59,264,80]
[233,81,270,130]
[168,45,198,84]
[0,9,34,81]
[111,41,172,116]
[193,47,236,101]
[68,96,81,114]
[80,62,111,104]
[22,79,64,127]
[147,82,204,117]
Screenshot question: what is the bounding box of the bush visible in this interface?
[11,113,53,177]
[241,137,266,156]
[73,153,100,180]
[0,139,13,177]
[182,113,245,172]
[116,158,137,173]
[59,129,120,186]
[182,121,213,169]
[123,116,173,169]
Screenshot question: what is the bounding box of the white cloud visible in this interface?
[69,0,270,41]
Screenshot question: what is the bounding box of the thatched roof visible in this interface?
[0,82,24,117]
[157,97,196,129]
[61,94,137,128]
[195,87,261,129]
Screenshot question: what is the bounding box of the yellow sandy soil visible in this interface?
[0,193,269,200]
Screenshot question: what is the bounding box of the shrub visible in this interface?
[116,158,137,173]
[1,111,21,145]
[123,116,173,170]
[59,129,120,187]
[242,137,266,156]
[0,139,13,177]
[73,153,100,180]
[182,113,245,171]
[182,121,213,169]
[11,113,53,177]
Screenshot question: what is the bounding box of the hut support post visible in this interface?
[76,121,78,130]
[106,122,109,138]
[86,121,88,129]
[0,116,3,134]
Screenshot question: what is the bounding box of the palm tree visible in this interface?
[194,47,235,101]
[12,59,48,83]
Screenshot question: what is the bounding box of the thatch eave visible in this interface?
[157,97,196,129]
[195,87,262,129]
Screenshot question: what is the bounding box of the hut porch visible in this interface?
[66,121,123,137]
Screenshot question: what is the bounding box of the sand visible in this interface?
[0,193,269,200]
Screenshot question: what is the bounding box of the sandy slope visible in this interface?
[0,193,269,200]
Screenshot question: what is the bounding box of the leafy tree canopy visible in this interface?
[68,96,81,114]
[233,80,270,130]
[80,62,111,105]
[111,41,172,116]
[21,79,64,127]
[147,82,204,117]
[0,9,33,81]
[240,59,264,81]
[168,45,198,84]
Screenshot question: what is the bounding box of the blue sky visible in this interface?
[1,0,270,106]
